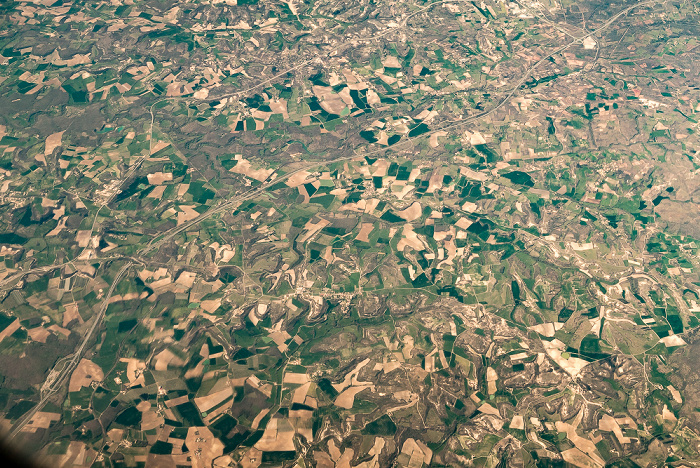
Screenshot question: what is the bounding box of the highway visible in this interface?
[7,262,133,440]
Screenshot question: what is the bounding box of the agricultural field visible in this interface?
[1,0,700,466]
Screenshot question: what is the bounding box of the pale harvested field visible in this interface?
[426,170,443,194]
[486,367,498,394]
[21,411,60,433]
[201,298,222,314]
[45,131,64,156]
[154,349,186,371]
[107,428,124,443]
[397,202,421,221]
[270,329,292,351]
[108,292,146,303]
[28,326,50,343]
[437,236,457,269]
[283,372,310,385]
[477,403,500,416]
[364,198,380,213]
[400,438,433,468]
[529,322,562,338]
[383,361,402,374]
[141,410,164,431]
[460,167,487,182]
[177,205,199,226]
[561,447,603,468]
[392,183,414,201]
[335,385,371,409]
[251,109,272,121]
[120,358,146,387]
[455,217,473,230]
[136,401,151,412]
[230,157,273,182]
[0,319,19,343]
[333,358,370,392]
[194,386,233,413]
[297,184,310,203]
[150,140,170,154]
[299,218,330,243]
[510,415,524,430]
[429,131,448,148]
[165,395,189,408]
[339,200,365,213]
[269,99,289,118]
[147,185,166,199]
[329,188,346,199]
[251,408,270,430]
[75,230,92,248]
[292,382,312,405]
[59,441,90,468]
[397,225,426,253]
[246,375,272,398]
[399,335,414,361]
[668,385,682,404]
[371,159,390,177]
[313,85,346,114]
[599,415,630,444]
[339,198,380,214]
[254,417,296,452]
[63,302,83,327]
[424,353,435,373]
[239,447,263,468]
[661,335,686,347]
[542,339,589,376]
[47,323,70,337]
[69,359,104,392]
[175,271,197,288]
[662,404,677,422]
[149,275,174,292]
[147,172,173,185]
[556,421,605,467]
[284,170,312,187]
[186,426,224,468]
[315,451,334,468]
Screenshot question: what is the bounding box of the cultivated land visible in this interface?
[1,0,700,467]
